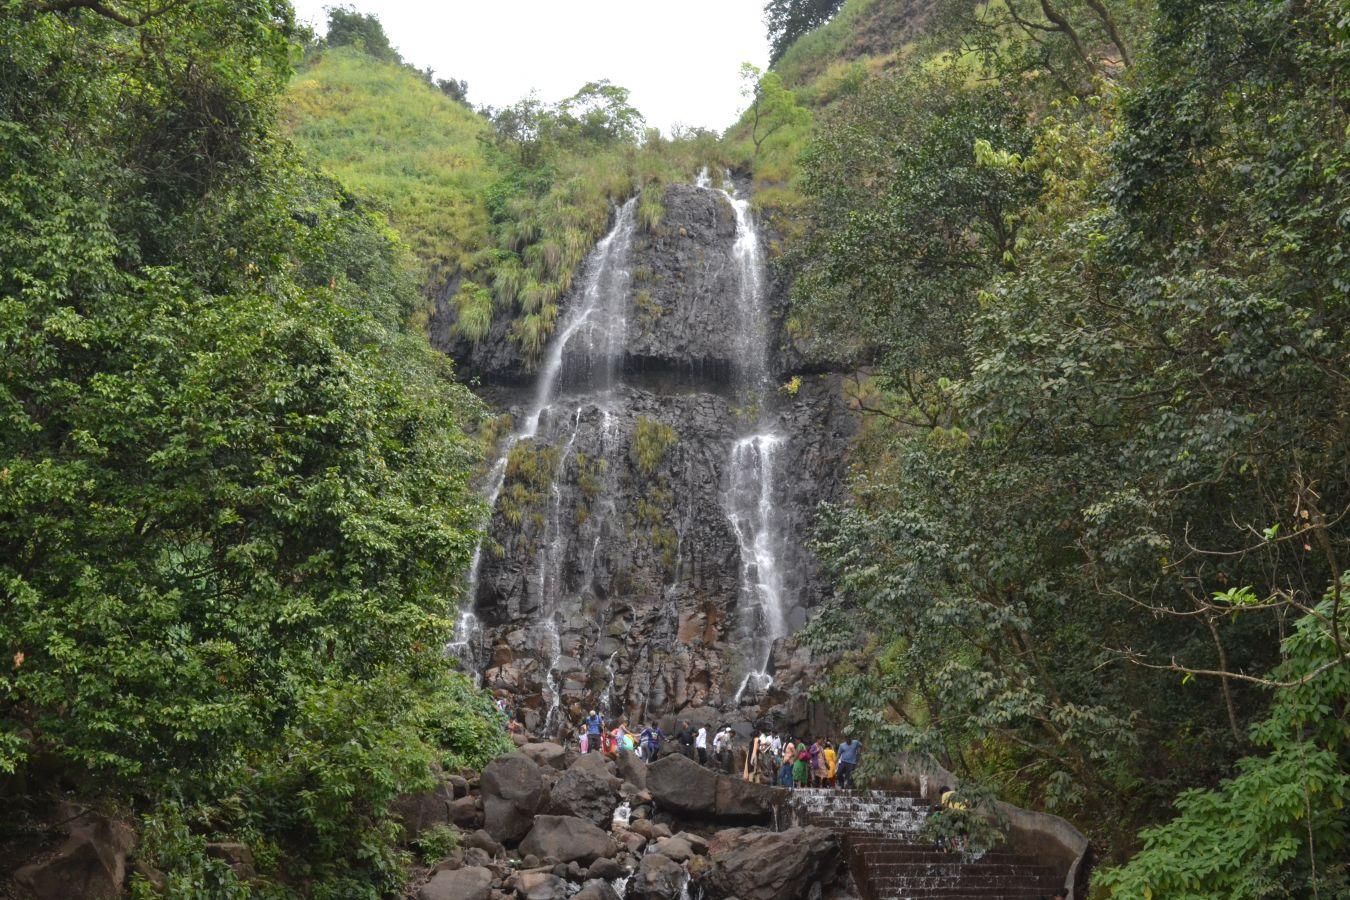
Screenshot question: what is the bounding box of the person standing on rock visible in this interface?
[822,741,838,788]
[584,709,604,753]
[714,726,733,772]
[836,736,862,788]
[695,725,709,765]
[677,722,695,760]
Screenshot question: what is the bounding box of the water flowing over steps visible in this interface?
[786,789,1064,900]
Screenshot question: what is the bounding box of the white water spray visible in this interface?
[449,198,637,723]
[705,176,794,703]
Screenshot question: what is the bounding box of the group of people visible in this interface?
[577,711,738,769]
[749,732,862,790]
[569,711,865,791]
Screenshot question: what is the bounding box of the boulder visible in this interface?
[14,817,136,900]
[480,752,545,843]
[521,742,571,770]
[653,835,696,862]
[587,856,626,880]
[419,865,493,900]
[569,750,616,777]
[447,774,470,798]
[615,748,648,789]
[617,830,648,854]
[511,870,570,899]
[627,851,688,900]
[714,776,785,819]
[449,795,481,828]
[463,828,504,858]
[575,880,622,900]
[701,827,842,900]
[518,815,617,865]
[392,781,455,842]
[646,753,716,815]
[462,846,493,868]
[548,764,621,828]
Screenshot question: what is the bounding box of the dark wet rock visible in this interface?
[518,815,617,865]
[627,851,688,900]
[547,764,621,828]
[419,865,493,900]
[700,826,842,900]
[647,753,717,815]
[481,752,545,843]
[586,856,626,880]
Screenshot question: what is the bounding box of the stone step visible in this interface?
[867,861,1057,878]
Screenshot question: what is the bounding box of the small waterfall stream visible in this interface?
[706,174,792,702]
[449,197,638,709]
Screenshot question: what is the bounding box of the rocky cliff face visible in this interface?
[435,182,856,740]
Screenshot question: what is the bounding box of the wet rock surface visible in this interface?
[700,825,844,900]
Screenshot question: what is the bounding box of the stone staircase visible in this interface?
[785,789,1066,900]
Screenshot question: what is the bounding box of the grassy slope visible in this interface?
[283,47,497,277]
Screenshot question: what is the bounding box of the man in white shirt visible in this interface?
[695,726,708,765]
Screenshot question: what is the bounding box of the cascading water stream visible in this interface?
[449,198,638,712]
[702,174,793,703]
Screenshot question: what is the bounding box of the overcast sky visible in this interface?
[291,1,770,133]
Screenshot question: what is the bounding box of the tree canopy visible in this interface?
[1,3,507,893]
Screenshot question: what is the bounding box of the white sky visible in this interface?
[291,0,770,133]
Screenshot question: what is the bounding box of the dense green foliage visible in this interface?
[1098,586,1348,897]
[780,0,1350,886]
[1,2,508,894]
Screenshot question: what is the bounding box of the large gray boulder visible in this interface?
[14,817,136,900]
[521,741,571,770]
[615,748,648,789]
[480,752,546,843]
[518,815,617,865]
[700,826,842,900]
[646,753,716,815]
[419,865,493,900]
[548,760,622,827]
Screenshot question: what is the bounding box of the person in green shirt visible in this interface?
[792,753,809,788]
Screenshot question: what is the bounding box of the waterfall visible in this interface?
[710,179,793,703]
[449,198,638,713]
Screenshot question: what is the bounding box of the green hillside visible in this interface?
[284,46,497,277]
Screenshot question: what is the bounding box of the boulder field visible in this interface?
[409,744,849,900]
